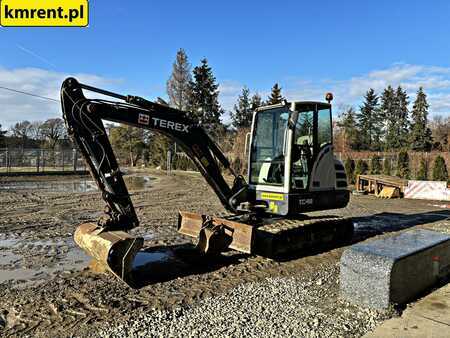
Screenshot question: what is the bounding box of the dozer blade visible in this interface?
[74,222,144,284]
[178,211,254,254]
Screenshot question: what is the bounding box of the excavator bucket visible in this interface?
[178,211,254,254]
[74,222,144,284]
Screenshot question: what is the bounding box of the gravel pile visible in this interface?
[95,265,391,338]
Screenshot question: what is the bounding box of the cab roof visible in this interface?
[256,101,331,112]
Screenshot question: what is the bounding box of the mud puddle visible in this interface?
[0,235,91,286]
[133,250,175,269]
[353,211,450,237]
[0,175,155,192]
[0,230,160,286]
[0,180,98,192]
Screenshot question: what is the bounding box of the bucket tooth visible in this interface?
[74,222,144,284]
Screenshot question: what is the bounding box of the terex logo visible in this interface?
[152,117,189,133]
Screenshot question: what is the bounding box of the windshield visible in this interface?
[250,107,289,185]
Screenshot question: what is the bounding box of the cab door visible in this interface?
[248,105,291,215]
[290,106,315,191]
[309,106,335,191]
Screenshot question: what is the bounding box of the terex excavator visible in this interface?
[61,77,352,285]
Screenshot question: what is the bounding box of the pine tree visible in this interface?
[338,107,360,150]
[432,156,448,181]
[416,158,429,180]
[397,150,410,178]
[383,157,392,176]
[187,58,223,131]
[395,87,410,148]
[380,86,396,150]
[0,123,7,147]
[267,83,284,105]
[357,89,381,150]
[344,158,356,184]
[231,86,252,129]
[385,86,409,150]
[370,155,382,174]
[355,159,369,179]
[166,49,192,111]
[250,93,263,110]
[410,87,433,151]
[396,86,410,148]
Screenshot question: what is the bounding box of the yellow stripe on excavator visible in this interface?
[261,192,284,201]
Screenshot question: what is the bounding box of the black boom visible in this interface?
[61,77,249,230]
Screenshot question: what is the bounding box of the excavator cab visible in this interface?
[248,100,349,216]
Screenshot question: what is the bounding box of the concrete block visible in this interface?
[340,229,450,309]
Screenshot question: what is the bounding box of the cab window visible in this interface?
[250,107,289,185]
[318,108,332,147]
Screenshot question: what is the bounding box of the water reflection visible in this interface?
[0,235,91,285]
[0,175,154,192]
[132,250,174,269]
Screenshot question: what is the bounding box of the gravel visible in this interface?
[95,264,391,338]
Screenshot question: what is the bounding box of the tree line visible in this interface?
[2,48,449,172]
[0,118,67,151]
[165,48,286,130]
[109,48,286,167]
[336,86,449,152]
[344,152,449,184]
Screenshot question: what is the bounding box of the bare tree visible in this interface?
[430,115,450,151]
[40,118,66,150]
[29,121,45,143]
[166,48,192,111]
[10,120,33,151]
[109,124,146,166]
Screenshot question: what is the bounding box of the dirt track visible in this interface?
[1,170,450,337]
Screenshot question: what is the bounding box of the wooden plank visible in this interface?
[357,174,408,190]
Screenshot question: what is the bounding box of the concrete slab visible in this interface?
[340,229,450,309]
[365,282,450,337]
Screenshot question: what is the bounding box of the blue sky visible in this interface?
[1,0,450,126]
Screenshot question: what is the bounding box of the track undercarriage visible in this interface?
[179,212,354,258]
[75,211,353,286]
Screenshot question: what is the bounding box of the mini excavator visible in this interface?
[61,77,353,285]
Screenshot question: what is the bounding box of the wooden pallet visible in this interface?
[356,174,408,197]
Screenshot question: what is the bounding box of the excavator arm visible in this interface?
[61,77,249,232]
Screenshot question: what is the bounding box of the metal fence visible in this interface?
[0,148,86,174]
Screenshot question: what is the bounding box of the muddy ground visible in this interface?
[0,170,450,337]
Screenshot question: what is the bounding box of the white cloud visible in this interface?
[3,63,450,130]
[218,63,450,118]
[218,80,243,113]
[282,63,450,117]
[0,67,120,128]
